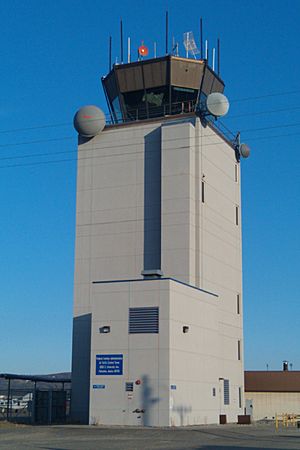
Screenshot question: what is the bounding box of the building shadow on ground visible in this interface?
[196,447,297,450]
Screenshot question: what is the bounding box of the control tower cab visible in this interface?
[102,55,225,123]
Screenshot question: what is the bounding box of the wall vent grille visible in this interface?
[224,379,230,405]
[129,307,159,334]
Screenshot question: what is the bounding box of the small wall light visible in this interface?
[183,326,189,333]
[99,326,111,334]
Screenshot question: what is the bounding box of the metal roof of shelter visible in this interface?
[0,373,71,383]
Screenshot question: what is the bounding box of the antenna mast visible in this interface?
[120,19,123,64]
[166,11,169,54]
[217,38,220,75]
[109,36,112,71]
[128,37,131,63]
[200,18,203,59]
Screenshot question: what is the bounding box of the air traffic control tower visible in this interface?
[71,51,248,426]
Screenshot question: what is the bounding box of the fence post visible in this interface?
[48,391,52,425]
[32,381,37,424]
[6,378,11,422]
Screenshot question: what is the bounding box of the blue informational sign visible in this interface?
[170,385,177,390]
[96,354,123,375]
[93,384,105,389]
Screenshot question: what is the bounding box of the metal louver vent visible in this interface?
[224,379,230,405]
[129,307,159,334]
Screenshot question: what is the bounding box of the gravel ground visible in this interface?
[0,422,300,450]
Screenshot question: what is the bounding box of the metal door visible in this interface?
[245,399,253,416]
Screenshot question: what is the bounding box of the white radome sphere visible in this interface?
[240,143,250,158]
[74,105,105,137]
[206,92,230,117]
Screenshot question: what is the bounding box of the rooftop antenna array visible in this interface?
[106,14,222,76]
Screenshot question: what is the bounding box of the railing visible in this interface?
[127,99,198,121]
[108,99,197,125]
[275,413,300,431]
[107,99,237,147]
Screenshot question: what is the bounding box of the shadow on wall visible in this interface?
[172,404,192,426]
[141,375,160,426]
[143,128,162,272]
[71,313,92,424]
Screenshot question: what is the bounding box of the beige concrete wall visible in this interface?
[245,392,300,420]
[72,115,245,424]
[161,119,196,285]
[89,278,243,426]
[169,280,243,425]
[74,122,160,318]
[198,121,244,411]
[89,279,170,426]
[161,119,244,422]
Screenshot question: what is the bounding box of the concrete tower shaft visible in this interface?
[71,54,244,426]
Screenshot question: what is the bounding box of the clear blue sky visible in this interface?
[0,0,299,374]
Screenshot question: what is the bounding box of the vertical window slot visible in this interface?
[201,180,205,203]
[235,206,239,225]
[238,340,241,360]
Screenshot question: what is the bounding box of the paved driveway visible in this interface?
[1,422,300,449]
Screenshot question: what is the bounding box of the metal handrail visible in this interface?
[107,99,237,146]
